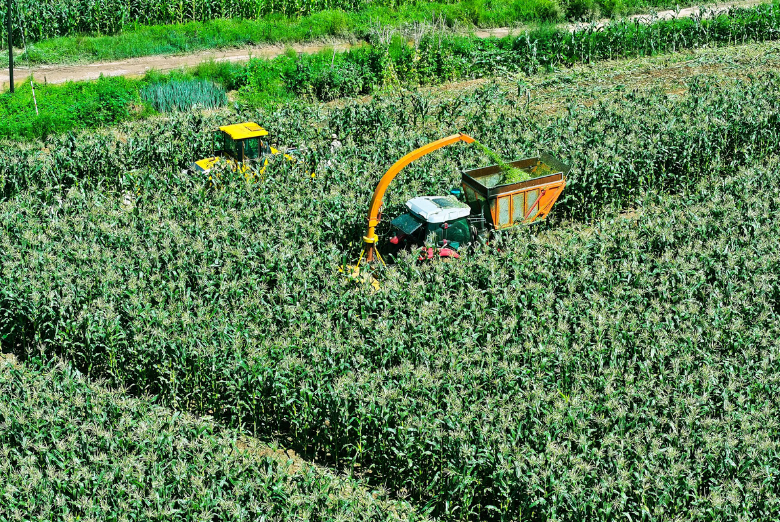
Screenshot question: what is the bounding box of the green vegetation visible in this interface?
[266,4,780,100]
[0,74,225,140]
[0,358,424,521]
[0,0,731,55]
[0,76,149,140]
[473,139,531,184]
[2,0,558,66]
[1,73,780,520]
[141,78,227,112]
[4,3,780,141]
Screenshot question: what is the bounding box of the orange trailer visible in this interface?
[461,152,570,230]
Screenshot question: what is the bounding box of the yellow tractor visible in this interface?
[190,122,295,180]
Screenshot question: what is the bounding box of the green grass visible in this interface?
[0,358,425,521]
[0,76,150,140]
[0,73,229,140]
[0,0,750,67]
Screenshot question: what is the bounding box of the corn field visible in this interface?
[0,359,424,520]
[1,72,780,520]
[0,0,430,42]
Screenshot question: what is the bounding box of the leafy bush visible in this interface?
[565,0,601,20]
[600,0,625,17]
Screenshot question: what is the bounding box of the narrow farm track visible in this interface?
[0,0,764,86]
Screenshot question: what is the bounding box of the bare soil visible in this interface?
[0,0,763,87]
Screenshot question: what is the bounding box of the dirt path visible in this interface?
[0,0,764,87]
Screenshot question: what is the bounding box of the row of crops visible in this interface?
[275,4,780,101]
[0,359,424,520]
[0,0,413,41]
[3,72,779,218]
[2,73,780,519]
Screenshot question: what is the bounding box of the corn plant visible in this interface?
[0,359,425,521]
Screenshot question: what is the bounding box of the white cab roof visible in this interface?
[406,196,471,223]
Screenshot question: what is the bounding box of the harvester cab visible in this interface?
[389,196,474,258]
[190,122,294,176]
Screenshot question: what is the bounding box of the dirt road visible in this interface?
[0,0,764,87]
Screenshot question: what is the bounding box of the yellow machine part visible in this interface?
[194,156,255,175]
[219,122,269,140]
[339,262,381,291]
[193,147,292,175]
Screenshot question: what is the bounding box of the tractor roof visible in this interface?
[406,196,471,223]
[219,122,269,140]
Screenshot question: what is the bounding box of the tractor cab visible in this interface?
[390,196,474,253]
[191,122,285,174]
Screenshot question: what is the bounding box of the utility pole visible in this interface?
[6,0,12,93]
